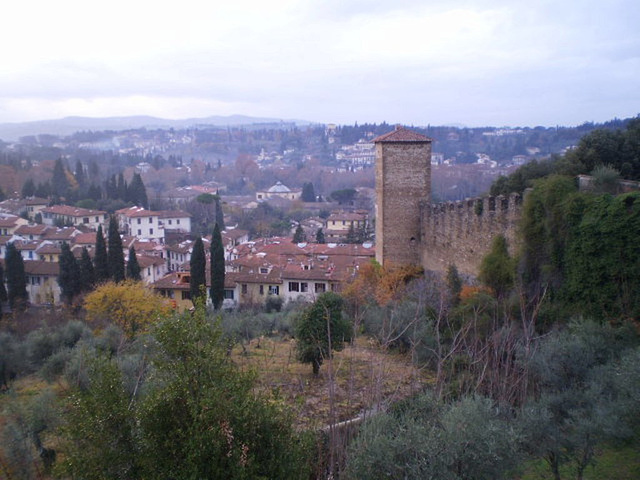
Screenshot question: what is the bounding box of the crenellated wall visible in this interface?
[420,193,523,276]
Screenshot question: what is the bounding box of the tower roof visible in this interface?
[373,126,432,143]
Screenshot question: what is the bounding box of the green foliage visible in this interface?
[93,224,110,283]
[58,242,80,304]
[301,182,316,202]
[79,246,95,292]
[292,224,305,243]
[215,194,225,231]
[21,178,36,198]
[210,223,225,309]
[126,246,141,281]
[107,216,125,283]
[128,172,148,208]
[345,394,522,480]
[51,157,70,198]
[478,235,515,300]
[5,242,28,311]
[294,292,352,375]
[519,175,578,295]
[189,236,206,304]
[563,192,640,320]
[446,263,462,307]
[330,188,357,204]
[315,227,325,243]
[56,304,312,479]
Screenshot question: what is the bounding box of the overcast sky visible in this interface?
[1,0,638,128]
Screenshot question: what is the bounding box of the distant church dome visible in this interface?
[267,181,291,193]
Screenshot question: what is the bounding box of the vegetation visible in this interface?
[107,216,125,283]
[189,236,206,305]
[294,292,352,375]
[126,246,141,281]
[93,225,109,283]
[210,223,225,310]
[58,242,80,305]
[5,243,28,312]
[84,281,172,336]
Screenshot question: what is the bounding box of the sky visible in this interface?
[1,0,639,128]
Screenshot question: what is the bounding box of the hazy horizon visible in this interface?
[1,0,639,128]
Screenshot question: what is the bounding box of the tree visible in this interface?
[21,178,36,198]
[59,242,81,305]
[190,237,206,305]
[79,247,95,292]
[301,182,316,202]
[214,194,225,231]
[84,280,172,336]
[478,235,515,300]
[52,158,70,198]
[294,292,352,375]
[292,225,305,243]
[126,246,141,281]
[0,262,7,318]
[128,173,148,208]
[330,188,357,204]
[446,263,463,307]
[209,223,225,309]
[74,160,85,188]
[5,243,28,311]
[107,216,125,283]
[316,228,325,244]
[94,225,110,284]
[58,303,312,479]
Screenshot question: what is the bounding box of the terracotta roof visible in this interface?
[137,254,166,268]
[14,224,50,236]
[373,126,432,143]
[117,206,159,218]
[41,227,79,241]
[73,232,98,244]
[157,210,191,218]
[24,260,59,276]
[41,205,106,217]
[0,216,20,227]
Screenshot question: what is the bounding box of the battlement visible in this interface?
[420,193,523,276]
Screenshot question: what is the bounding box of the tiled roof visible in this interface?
[14,224,50,236]
[373,126,432,143]
[0,216,20,227]
[41,205,106,217]
[24,260,59,276]
[157,210,192,218]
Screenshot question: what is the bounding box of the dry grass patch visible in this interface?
[232,335,432,429]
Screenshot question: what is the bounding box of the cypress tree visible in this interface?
[74,160,85,188]
[117,172,128,202]
[59,242,80,305]
[107,216,125,283]
[214,193,225,231]
[94,225,110,283]
[0,262,8,317]
[301,182,316,202]
[79,247,95,292]
[5,243,28,311]
[52,158,70,198]
[293,225,305,243]
[315,228,325,244]
[209,223,225,310]
[126,246,141,281]
[21,178,36,198]
[128,173,148,208]
[189,236,206,304]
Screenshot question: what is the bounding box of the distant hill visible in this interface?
[0,114,313,142]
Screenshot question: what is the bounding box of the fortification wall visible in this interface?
[420,193,523,276]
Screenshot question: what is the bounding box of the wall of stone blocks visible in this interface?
[420,193,523,276]
[376,142,431,267]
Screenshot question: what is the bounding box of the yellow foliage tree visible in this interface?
[343,260,423,315]
[84,280,173,336]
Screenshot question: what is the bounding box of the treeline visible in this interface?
[491,116,640,195]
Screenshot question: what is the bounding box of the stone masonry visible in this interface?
[375,126,522,276]
[374,126,432,267]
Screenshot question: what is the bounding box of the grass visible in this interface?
[231,335,431,429]
[519,441,640,480]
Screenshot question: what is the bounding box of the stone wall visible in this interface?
[375,141,431,267]
[420,193,523,276]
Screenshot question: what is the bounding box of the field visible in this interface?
[231,335,430,429]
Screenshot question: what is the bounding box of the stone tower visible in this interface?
[374,126,432,266]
